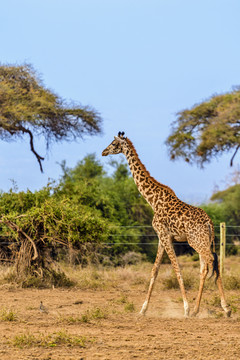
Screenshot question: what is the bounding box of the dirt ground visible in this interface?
[0,273,239,360]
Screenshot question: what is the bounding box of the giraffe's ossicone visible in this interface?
[102,132,231,317]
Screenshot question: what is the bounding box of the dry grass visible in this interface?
[58,306,108,324]
[224,274,240,290]
[11,330,88,348]
[124,302,135,312]
[160,255,240,292]
[161,268,197,290]
[0,308,18,322]
[0,255,239,359]
[0,255,239,293]
[60,262,152,291]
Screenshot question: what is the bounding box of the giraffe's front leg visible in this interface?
[140,242,164,315]
[191,277,207,316]
[191,254,208,317]
[164,242,190,317]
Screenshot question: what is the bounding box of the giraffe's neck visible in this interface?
[123,139,175,209]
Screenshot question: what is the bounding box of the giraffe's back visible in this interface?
[155,192,214,244]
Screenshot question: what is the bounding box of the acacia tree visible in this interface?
[166,88,240,167]
[0,64,102,172]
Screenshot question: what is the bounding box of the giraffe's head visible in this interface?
[102,131,127,156]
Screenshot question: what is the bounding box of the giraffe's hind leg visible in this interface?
[215,266,232,317]
[140,242,164,315]
[208,252,231,316]
[192,251,231,317]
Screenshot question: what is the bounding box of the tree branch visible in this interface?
[18,125,45,172]
[0,217,38,261]
[230,145,240,167]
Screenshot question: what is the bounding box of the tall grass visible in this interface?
[0,255,239,292]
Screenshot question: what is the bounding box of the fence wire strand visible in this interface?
[0,225,240,246]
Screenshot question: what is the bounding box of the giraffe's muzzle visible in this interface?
[102,149,108,156]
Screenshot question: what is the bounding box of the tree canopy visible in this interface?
[0,64,102,171]
[166,88,240,167]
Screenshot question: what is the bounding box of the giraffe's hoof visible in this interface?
[140,301,148,316]
[191,311,198,317]
[137,312,145,321]
[184,307,190,318]
[226,309,232,318]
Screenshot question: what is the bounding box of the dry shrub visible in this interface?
[120,252,145,266]
[63,265,117,290]
[4,251,75,288]
[21,269,75,289]
[209,295,221,307]
[0,308,18,321]
[223,274,240,290]
[161,268,197,290]
[4,239,75,289]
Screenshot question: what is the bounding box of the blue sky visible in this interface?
[1,0,240,202]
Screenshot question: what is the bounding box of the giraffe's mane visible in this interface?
[126,138,176,196]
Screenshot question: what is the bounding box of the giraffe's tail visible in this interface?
[208,223,219,283]
[209,252,220,284]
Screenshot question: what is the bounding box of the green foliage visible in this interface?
[0,64,102,171]
[211,184,240,225]
[0,188,109,247]
[201,184,240,254]
[56,154,155,260]
[166,88,240,166]
[200,202,226,226]
[0,153,155,274]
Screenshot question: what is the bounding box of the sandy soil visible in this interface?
[0,280,239,360]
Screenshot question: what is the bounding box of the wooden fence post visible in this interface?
[220,222,226,277]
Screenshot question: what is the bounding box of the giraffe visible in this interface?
[102,132,231,317]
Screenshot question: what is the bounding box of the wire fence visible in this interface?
[0,225,240,247]
[102,224,240,246]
